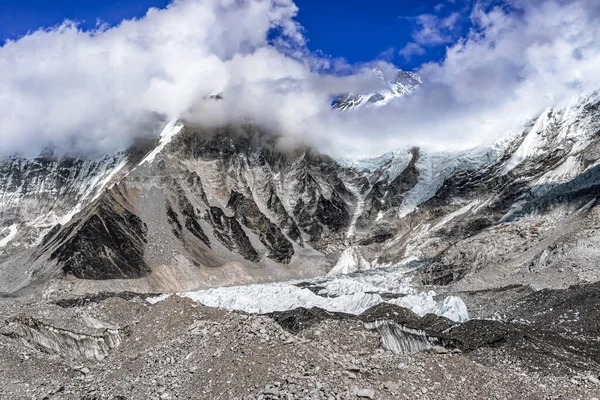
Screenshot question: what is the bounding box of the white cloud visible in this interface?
[0,0,316,156]
[308,0,600,157]
[399,42,426,60]
[1,0,600,159]
[412,12,461,46]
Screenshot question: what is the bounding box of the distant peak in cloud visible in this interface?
[1,0,600,159]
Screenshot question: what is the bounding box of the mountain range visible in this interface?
[2,69,600,301]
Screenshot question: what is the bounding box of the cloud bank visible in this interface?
[1,0,600,158]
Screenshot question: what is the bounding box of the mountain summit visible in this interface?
[333,68,422,110]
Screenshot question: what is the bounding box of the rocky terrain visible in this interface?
[1,290,599,400]
[2,70,600,398]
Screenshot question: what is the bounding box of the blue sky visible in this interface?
[0,0,469,70]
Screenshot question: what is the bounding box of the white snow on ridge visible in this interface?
[398,148,498,218]
[147,267,470,323]
[504,109,552,173]
[140,119,184,165]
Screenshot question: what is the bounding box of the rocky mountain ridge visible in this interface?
[2,91,600,298]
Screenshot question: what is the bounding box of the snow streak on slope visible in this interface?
[148,266,469,323]
[345,181,366,240]
[504,109,553,173]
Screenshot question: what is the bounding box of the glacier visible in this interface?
[147,266,469,323]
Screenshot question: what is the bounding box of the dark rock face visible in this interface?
[227,192,294,263]
[165,201,183,239]
[163,125,355,260]
[207,207,260,262]
[177,191,211,248]
[49,192,149,280]
[421,254,472,286]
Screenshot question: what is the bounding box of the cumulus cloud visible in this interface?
[320,0,600,156]
[1,0,600,159]
[0,0,332,156]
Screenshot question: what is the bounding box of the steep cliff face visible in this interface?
[0,153,128,248]
[2,92,600,295]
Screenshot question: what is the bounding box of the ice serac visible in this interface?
[147,267,470,323]
[365,320,434,355]
[327,246,371,276]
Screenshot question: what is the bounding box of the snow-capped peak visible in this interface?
[333,68,422,111]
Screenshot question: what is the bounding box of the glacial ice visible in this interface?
[365,320,434,355]
[327,246,371,276]
[148,267,470,323]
